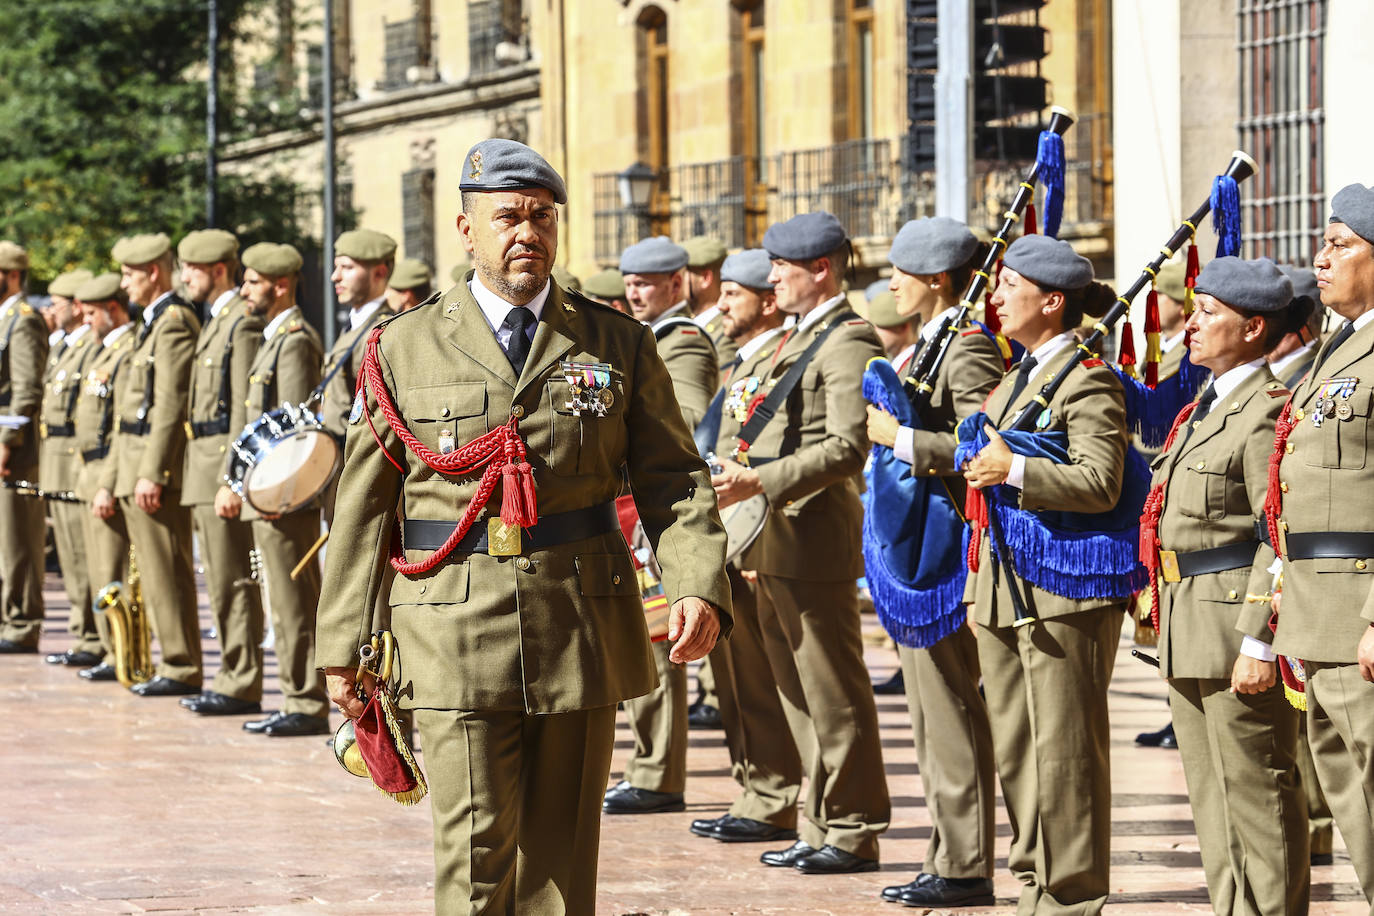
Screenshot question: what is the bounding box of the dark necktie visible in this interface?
[1179,383,1217,447]
[501,306,536,374]
[1312,321,1355,375]
[1004,356,1039,410]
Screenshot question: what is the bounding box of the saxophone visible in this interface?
[96,546,152,688]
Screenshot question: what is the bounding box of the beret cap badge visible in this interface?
[469,151,484,181]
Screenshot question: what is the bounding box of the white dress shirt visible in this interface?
[468,275,551,349]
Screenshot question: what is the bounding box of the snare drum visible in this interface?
[721,493,769,566]
[226,402,341,515]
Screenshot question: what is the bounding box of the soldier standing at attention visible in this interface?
[1270,182,1374,905]
[1147,257,1309,914]
[711,211,891,875]
[581,268,628,313]
[177,229,267,717]
[0,242,50,654]
[683,235,739,369]
[111,234,202,696]
[235,243,330,738]
[603,235,719,816]
[385,258,433,314]
[70,274,135,682]
[317,139,729,913]
[39,270,103,667]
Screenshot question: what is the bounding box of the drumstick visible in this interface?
[291,531,330,580]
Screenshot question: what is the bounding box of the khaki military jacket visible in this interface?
[315,282,731,714]
[699,308,739,370]
[38,327,101,493]
[1158,338,1186,382]
[1152,366,1286,679]
[1274,318,1374,662]
[112,294,200,497]
[73,327,135,501]
[744,298,883,582]
[964,343,1130,627]
[182,295,265,506]
[651,310,718,431]
[234,307,324,523]
[320,300,393,442]
[905,323,1005,484]
[0,297,49,473]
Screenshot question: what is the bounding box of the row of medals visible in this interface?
[1307,377,1357,428]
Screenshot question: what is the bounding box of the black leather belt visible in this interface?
[402,502,622,553]
[44,422,74,437]
[81,446,109,462]
[118,419,149,436]
[1286,531,1374,560]
[187,416,230,439]
[1158,540,1259,582]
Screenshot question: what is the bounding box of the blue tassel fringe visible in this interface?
[863,511,967,649]
[1109,349,1209,447]
[1037,130,1066,239]
[1210,174,1242,258]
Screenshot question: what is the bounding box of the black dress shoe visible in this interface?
[881,874,929,902]
[603,781,686,814]
[897,875,994,906]
[0,639,37,654]
[243,711,285,733]
[131,676,201,697]
[690,815,727,838]
[1311,852,1334,866]
[179,694,204,708]
[710,815,799,844]
[187,691,262,716]
[262,712,331,737]
[873,668,906,695]
[46,650,102,667]
[760,840,815,867]
[795,844,880,874]
[687,702,724,730]
[1159,729,1178,750]
[1135,722,1175,747]
[79,662,117,681]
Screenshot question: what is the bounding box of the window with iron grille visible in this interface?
[402,168,436,270]
[306,43,323,109]
[382,18,421,89]
[1237,0,1325,264]
[470,0,521,76]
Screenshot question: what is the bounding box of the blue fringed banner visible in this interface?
[1109,347,1209,448]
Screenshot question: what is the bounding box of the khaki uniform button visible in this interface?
[516,556,531,571]
[1280,481,1289,492]
[612,573,621,585]
[1295,408,1305,420]
[1285,443,1294,454]
[1227,589,1238,600]
[511,404,525,419]
[440,406,450,418]
[1230,402,1240,410]
[1358,560,1368,571]
[1195,461,1206,470]
[419,584,426,594]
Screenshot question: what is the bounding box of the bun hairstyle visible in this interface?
[946,241,993,295]
[1061,280,1116,327]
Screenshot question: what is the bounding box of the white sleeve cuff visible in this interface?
[1239,634,1277,662]
[893,425,916,466]
[1005,453,1027,490]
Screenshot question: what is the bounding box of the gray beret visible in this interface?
[242,242,304,278]
[177,229,239,265]
[720,249,774,291]
[867,291,907,329]
[619,236,689,275]
[1002,235,1093,291]
[683,235,728,267]
[583,268,626,300]
[888,217,979,276]
[112,233,171,266]
[335,229,397,263]
[1155,258,1188,302]
[75,273,122,302]
[49,269,94,299]
[1329,183,1374,245]
[1278,264,1319,306]
[389,258,432,290]
[1194,256,1293,312]
[459,138,568,205]
[0,241,28,271]
[762,211,847,261]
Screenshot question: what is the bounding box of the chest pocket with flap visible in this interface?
[405,381,489,456]
[546,372,627,477]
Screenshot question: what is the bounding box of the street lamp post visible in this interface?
[617,162,658,241]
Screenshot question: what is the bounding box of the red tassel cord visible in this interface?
[1265,397,1296,558]
[1137,400,1200,631]
[1023,201,1038,237]
[1143,288,1162,388]
[1118,319,1138,378]
[964,484,988,573]
[1183,242,1200,347]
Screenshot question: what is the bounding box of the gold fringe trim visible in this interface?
[1283,684,1308,712]
[375,691,429,806]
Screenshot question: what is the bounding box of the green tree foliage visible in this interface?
[0,0,315,285]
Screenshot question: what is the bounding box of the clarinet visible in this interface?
[905,105,1077,408]
[1005,150,1258,433]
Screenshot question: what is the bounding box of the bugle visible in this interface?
[95,546,152,688]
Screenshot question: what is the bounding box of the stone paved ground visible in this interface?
[0,572,1366,914]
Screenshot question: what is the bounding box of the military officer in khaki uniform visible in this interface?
[321,229,395,461]
[961,235,1129,915]
[318,139,730,913]
[712,212,890,874]
[111,233,203,695]
[865,217,1003,908]
[72,274,135,681]
[39,269,103,666]
[0,241,50,653]
[1271,183,1374,904]
[1150,257,1309,915]
[175,229,268,716]
[582,268,628,313]
[689,248,804,844]
[233,243,330,738]
[683,235,739,369]
[604,235,719,815]
[385,258,433,314]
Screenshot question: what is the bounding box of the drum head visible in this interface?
[245,430,341,515]
[722,494,769,566]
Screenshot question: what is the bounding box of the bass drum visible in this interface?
[227,403,341,515]
[721,493,769,567]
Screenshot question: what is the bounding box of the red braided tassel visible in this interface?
[1136,400,1199,631]
[1183,242,1200,346]
[1143,288,1162,388]
[1024,201,1038,237]
[964,484,987,573]
[500,459,537,528]
[1118,319,1138,377]
[1265,397,1296,557]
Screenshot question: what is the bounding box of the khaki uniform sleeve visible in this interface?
[1236,391,1285,641]
[0,312,48,448]
[227,313,265,439]
[659,328,718,431]
[1019,365,1127,515]
[755,323,882,506]
[910,330,1004,475]
[136,309,198,486]
[274,331,324,406]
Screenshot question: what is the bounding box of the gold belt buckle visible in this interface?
[1158,549,1182,583]
[487,518,523,557]
[183,420,194,440]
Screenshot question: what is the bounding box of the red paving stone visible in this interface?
[1,572,1367,914]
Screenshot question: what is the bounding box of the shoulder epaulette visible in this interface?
[287,319,304,333]
[844,318,868,327]
[18,303,33,315]
[1081,358,1106,369]
[677,327,700,336]
[1266,385,1289,398]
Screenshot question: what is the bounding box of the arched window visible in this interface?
[638,6,670,171]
